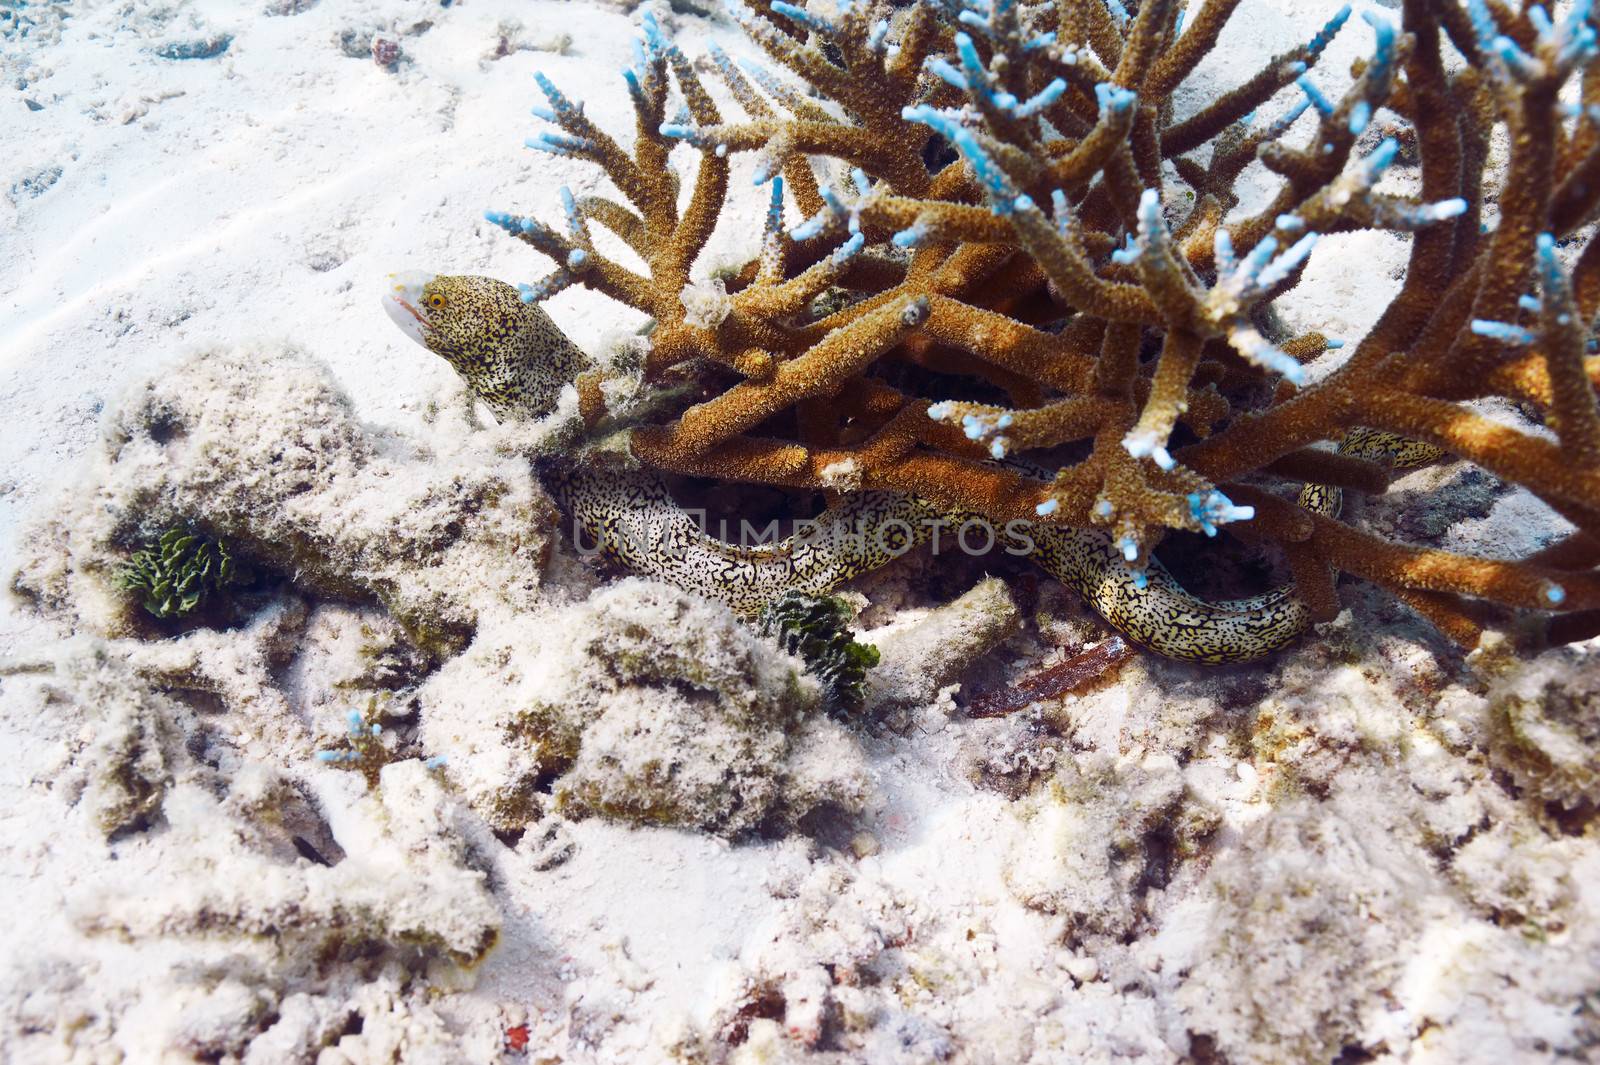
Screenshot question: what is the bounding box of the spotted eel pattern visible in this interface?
[385,274,1437,664]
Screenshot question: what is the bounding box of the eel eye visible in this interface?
[426,293,446,310]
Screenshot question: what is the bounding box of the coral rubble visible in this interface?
[1488,642,1600,813]
[498,0,1600,649]
[11,343,556,655]
[418,578,869,837]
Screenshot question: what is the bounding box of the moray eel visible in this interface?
[384,273,1436,664]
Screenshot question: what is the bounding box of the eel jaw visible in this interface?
[383,270,437,349]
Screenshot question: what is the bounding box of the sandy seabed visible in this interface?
[3,0,1599,1062]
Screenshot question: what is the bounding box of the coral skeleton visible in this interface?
[479,0,1600,652]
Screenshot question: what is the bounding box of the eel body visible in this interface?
[546,462,1323,664]
[384,273,1434,664]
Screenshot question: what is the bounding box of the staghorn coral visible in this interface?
[313,700,440,791]
[386,274,1421,660]
[483,0,1600,653]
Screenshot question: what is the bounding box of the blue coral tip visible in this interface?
[1349,101,1371,135]
[315,750,341,763]
[1035,498,1059,516]
[1542,581,1567,605]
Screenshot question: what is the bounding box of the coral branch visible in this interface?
[478,0,1600,653]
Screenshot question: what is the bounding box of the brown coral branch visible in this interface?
[1307,509,1600,612]
[643,297,931,458]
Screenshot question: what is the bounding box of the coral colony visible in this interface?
[758,590,882,715]
[485,0,1600,650]
[116,527,238,619]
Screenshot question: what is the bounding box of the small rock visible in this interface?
[371,38,401,68]
[10,165,61,201]
[336,28,375,59]
[154,36,233,61]
[1063,955,1099,983]
[848,830,880,858]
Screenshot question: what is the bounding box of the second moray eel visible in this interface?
[384,273,1436,664]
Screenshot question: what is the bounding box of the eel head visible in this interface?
[383,272,592,419]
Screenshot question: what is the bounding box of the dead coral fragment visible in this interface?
[79,763,501,971]
[494,0,1600,649]
[41,647,188,838]
[965,635,1132,717]
[10,343,556,655]
[865,574,1021,713]
[418,579,870,837]
[1487,643,1600,813]
[1173,795,1431,1065]
[1005,751,1194,937]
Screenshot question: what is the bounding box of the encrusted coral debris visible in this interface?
[10,343,556,654]
[417,578,870,837]
[490,0,1600,649]
[1487,641,1600,813]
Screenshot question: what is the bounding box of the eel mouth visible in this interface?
[383,270,436,349]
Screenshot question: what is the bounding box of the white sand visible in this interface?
[3,1,1598,1062]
